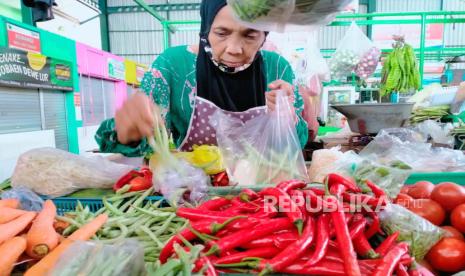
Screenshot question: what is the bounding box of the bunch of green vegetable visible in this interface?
[410,105,450,124]
[59,187,187,266]
[146,244,205,276]
[380,40,421,96]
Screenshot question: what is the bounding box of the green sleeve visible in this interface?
[95,51,174,157]
[271,53,309,149]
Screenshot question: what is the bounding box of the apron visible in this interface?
[179,96,266,151]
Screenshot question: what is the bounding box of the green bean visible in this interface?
[56,215,83,228]
[133,206,172,218]
[140,225,164,248]
[102,197,124,216]
[152,259,181,276]
[108,191,143,202]
[118,195,140,212]
[116,184,131,195]
[152,214,176,236]
[99,221,129,244]
[128,188,154,213]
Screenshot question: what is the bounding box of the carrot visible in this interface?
[0,236,27,276]
[0,207,30,224]
[26,200,59,259]
[24,214,108,276]
[0,212,36,244]
[0,198,20,209]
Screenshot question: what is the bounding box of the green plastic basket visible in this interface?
[405,172,465,186]
[50,195,164,215]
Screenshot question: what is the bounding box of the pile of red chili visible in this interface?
[160,174,425,276]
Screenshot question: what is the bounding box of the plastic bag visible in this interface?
[415,120,455,146]
[174,145,225,175]
[360,128,465,172]
[228,0,353,32]
[50,239,145,276]
[329,22,380,79]
[212,91,308,186]
[1,187,44,211]
[380,204,445,260]
[11,148,134,198]
[149,112,210,204]
[308,147,344,183]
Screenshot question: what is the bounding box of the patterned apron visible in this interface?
[179,96,266,151]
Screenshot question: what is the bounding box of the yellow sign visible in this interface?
[27,52,46,71]
[124,59,148,85]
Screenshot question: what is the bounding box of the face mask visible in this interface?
[202,37,253,74]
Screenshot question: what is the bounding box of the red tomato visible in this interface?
[394,193,414,208]
[400,185,411,195]
[451,204,465,234]
[441,226,465,241]
[407,181,435,199]
[431,182,465,212]
[128,176,152,191]
[426,238,465,273]
[408,199,446,226]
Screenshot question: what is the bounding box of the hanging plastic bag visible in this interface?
[11,148,134,198]
[212,91,308,186]
[149,111,210,204]
[50,239,146,276]
[380,204,445,260]
[330,22,380,79]
[1,187,44,211]
[228,0,353,32]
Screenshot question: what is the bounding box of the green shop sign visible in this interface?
[0,46,73,91]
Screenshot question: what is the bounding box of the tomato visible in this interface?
[400,185,411,195]
[128,176,152,191]
[393,193,414,208]
[426,238,465,273]
[451,204,465,234]
[441,226,465,241]
[430,182,465,212]
[407,181,435,199]
[408,199,446,226]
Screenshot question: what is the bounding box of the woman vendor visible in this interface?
[96,0,313,156]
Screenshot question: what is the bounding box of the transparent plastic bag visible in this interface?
[149,111,210,205]
[360,128,465,172]
[50,239,145,276]
[228,0,353,32]
[11,148,134,197]
[308,147,344,183]
[380,204,445,260]
[212,91,308,186]
[415,120,455,146]
[330,22,379,79]
[1,187,44,211]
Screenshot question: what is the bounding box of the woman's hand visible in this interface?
[115,92,157,145]
[266,80,298,123]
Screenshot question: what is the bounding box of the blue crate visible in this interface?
[51,195,165,215]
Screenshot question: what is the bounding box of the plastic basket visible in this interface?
[405,172,465,186]
[51,195,164,215]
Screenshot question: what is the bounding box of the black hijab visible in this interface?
[195,0,267,112]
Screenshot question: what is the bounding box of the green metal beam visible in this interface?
[99,0,110,51]
[329,18,465,26]
[107,3,200,14]
[20,1,34,26]
[133,0,175,33]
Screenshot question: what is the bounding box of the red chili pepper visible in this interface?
[212,171,229,187]
[349,217,367,239]
[342,193,387,209]
[409,269,421,276]
[277,179,307,193]
[215,247,280,265]
[198,197,231,211]
[372,242,409,276]
[308,187,326,196]
[365,211,381,239]
[375,231,400,256]
[326,173,361,193]
[259,187,305,234]
[282,259,374,276]
[305,214,330,267]
[396,264,410,276]
[365,180,386,198]
[330,183,348,197]
[242,231,297,249]
[259,218,315,274]
[176,208,239,221]
[206,218,293,256]
[400,255,414,266]
[300,189,325,213]
[353,233,379,259]
[326,196,361,276]
[201,256,218,276]
[113,167,153,191]
[239,188,259,202]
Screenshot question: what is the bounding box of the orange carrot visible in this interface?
[0,199,20,209]
[0,207,30,224]
[0,236,27,276]
[0,212,36,244]
[26,200,59,259]
[24,214,108,276]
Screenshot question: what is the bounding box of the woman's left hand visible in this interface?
[266,80,295,111]
[266,80,298,123]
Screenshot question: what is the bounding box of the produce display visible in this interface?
[394,181,465,274]
[380,38,421,97]
[355,47,381,79]
[329,50,360,79]
[410,105,450,124]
